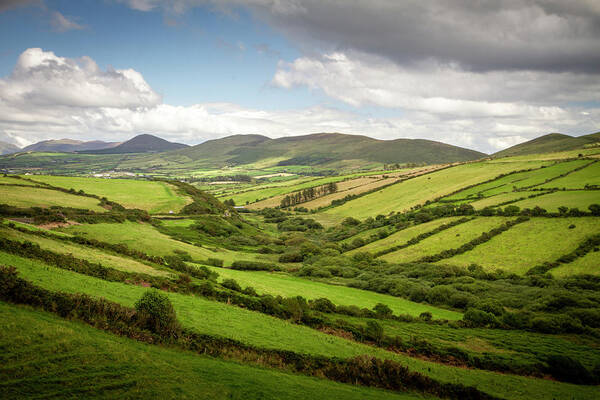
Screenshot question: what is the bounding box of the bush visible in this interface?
[419,311,432,321]
[221,278,242,292]
[463,309,497,327]
[134,290,179,336]
[546,355,595,385]
[373,303,393,318]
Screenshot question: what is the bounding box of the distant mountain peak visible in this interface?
[82,133,189,154]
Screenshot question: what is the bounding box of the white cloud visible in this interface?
[50,11,84,32]
[1,48,598,153]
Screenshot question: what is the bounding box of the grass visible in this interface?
[0,185,105,211]
[202,265,461,320]
[440,217,600,274]
[0,176,39,186]
[443,160,589,200]
[539,161,600,189]
[551,250,600,278]
[58,221,264,265]
[4,252,599,400]
[348,217,462,255]
[0,225,169,277]
[379,217,509,263]
[468,191,539,209]
[323,161,549,219]
[25,175,192,213]
[509,190,600,212]
[0,302,421,400]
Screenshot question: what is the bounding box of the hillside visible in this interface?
[23,139,120,153]
[493,132,600,158]
[84,134,189,154]
[0,141,20,155]
[175,133,487,167]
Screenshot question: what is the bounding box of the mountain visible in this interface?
[172,132,486,167]
[83,134,189,154]
[493,132,600,158]
[23,139,120,153]
[0,141,20,155]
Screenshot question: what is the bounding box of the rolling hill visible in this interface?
[83,134,189,154]
[493,132,600,158]
[173,132,487,167]
[0,141,20,155]
[22,139,120,153]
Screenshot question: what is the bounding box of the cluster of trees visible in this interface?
[280,182,338,208]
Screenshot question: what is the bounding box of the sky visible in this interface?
[0,0,599,153]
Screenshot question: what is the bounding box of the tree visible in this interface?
[373,303,393,318]
[589,204,600,216]
[365,320,384,343]
[135,290,179,336]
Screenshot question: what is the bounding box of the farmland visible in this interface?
[1,141,599,400]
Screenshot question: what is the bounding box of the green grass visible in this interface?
[202,266,461,320]
[509,190,600,212]
[551,250,600,278]
[379,217,509,263]
[0,302,421,400]
[0,185,105,211]
[4,252,599,400]
[468,191,538,209]
[323,161,549,219]
[539,161,600,189]
[444,160,589,200]
[0,225,169,277]
[440,218,600,274]
[0,176,39,186]
[25,175,192,213]
[58,221,264,265]
[348,217,462,255]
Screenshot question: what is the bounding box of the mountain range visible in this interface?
[492,132,600,158]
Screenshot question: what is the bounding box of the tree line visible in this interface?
[280,182,338,208]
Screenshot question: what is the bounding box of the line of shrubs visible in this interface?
[230,260,281,271]
[0,266,501,400]
[374,217,473,257]
[526,234,600,275]
[417,217,530,263]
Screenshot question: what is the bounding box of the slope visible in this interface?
[493,132,600,158]
[84,134,189,154]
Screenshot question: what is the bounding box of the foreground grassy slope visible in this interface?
[509,191,600,212]
[203,266,461,320]
[5,252,598,400]
[440,218,600,274]
[0,302,419,400]
[323,161,548,219]
[0,185,105,211]
[25,175,192,213]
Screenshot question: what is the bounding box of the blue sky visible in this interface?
[0,1,599,152]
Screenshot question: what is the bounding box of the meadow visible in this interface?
[0,185,105,211]
[439,217,600,274]
[25,175,192,213]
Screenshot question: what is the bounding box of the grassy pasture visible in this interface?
[0,185,105,211]
[0,225,169,277]
[0,176,39,186]
[440,218,600,274]
[322,161,549,219]
[25,175,192,213]
[0,302,418,400]
[5,252,598,400]
[202,265,461,320]
[58,221,264,265]
[467,191,540,209]
[379,217,509,263]
[509,190,600,212]
[538,161,600,189]
[490,148,600,162]
[347,217,462,255]
[551,251,600,278]
[443,160,589,200]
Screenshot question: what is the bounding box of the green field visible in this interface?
[440,218,600,274]
[379,217,509,263]
[538,161,600,189]
[0,225,169,277]
[0,176,39,186]
[467,191,539,209]
[322,161,548,219]
[4,251,598,400]
[204,266,461,320]
[0,302,419,400]
[0,185,105,211]
[348,217,462,255]
[551,250,600,278]
[443,160,589,200]
[25,175,192,213]
[509,190,600,212]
